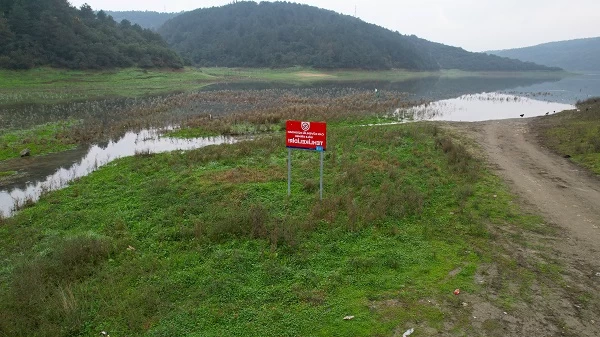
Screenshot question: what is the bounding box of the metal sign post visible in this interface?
[286,120,327,200]
[320,150,324,200]
[288,148,292,196]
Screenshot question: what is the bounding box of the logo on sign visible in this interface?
[286,120,326,151]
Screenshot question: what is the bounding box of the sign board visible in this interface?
[286,120,327,151]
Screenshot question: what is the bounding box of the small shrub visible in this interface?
[436,135,479,180]
[269,217,300,250]
[2,234,111,336]
[48,234,112,282]
[248,203,269,238]
[457,184,475,205]
[302,178,318,193]
[349,256,377,271]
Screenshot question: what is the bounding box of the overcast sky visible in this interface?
[67,0,599,52]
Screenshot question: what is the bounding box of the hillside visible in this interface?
[0,0,183,69]
[104,10,182,31]
[159,1,559,71]
[488,37,600,71]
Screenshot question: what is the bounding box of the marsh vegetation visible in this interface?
[1,68,598,336]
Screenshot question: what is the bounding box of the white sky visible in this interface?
[67,0,600,52]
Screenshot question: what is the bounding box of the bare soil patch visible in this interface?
[295,71,334,79]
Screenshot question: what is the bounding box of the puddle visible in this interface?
[390,92,576,122]
[0,129,236,217]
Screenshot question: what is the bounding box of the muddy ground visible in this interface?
[444,118,600,336]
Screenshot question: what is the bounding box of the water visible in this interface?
[500,72,600,104]
[0,129,236,217]
[205,72,599,103]
[391,92,576,122]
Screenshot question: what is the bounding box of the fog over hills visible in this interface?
[488,37,600,72]
[104,10,182,31]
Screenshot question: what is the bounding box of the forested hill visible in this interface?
[0,0,183,69]
[104,11,182,31]
[159,1,559,71]
[488,37,600,71]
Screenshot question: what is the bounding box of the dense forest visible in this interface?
[159,1,560,71]
[0,0,183,69]
[104,10,182,31]
[488,37,600,71]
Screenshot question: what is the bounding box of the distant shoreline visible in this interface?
[0,67,570,105]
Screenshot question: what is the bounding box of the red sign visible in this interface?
[286,120,327,151]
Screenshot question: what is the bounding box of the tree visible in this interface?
[158,1,557,71]
[78,3,95,21]
[8,0,30,35]
[0,0,183,69]
[0,14,13,49]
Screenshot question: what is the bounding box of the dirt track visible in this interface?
[454,117,600,336]
[473,118,600,246]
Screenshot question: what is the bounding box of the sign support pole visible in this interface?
[319,150,324,200]
[287,148,292,196]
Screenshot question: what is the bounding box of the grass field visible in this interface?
[0,67,581,336]
[534,97,600,175]
[0,67,568,105]
[0,110,547,335]
[0,68,216,105]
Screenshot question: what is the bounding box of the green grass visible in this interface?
[0,68,216,104]
[534,97,600,175]
[0,171,16,178]
[0,171,18,185]
[0,121,79,161]
[0,117,541,336]
[0,67,567,105]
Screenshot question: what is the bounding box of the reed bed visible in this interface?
[1,88,421,157]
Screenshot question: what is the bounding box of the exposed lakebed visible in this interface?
[1,73,597,217]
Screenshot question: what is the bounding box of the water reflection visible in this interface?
[205,75,567,101]
[389,92,576,122]
[206,72,600,105]
[501,72,600,104]
[0,129,236,217]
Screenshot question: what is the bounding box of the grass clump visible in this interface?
[0,171,16,176]
[534,97,600,174]
[0,121,79,161]
[0,171,19,184]
[1,233,112,336]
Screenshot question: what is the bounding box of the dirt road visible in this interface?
[452,118,600,336]
[474,118,600,245]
